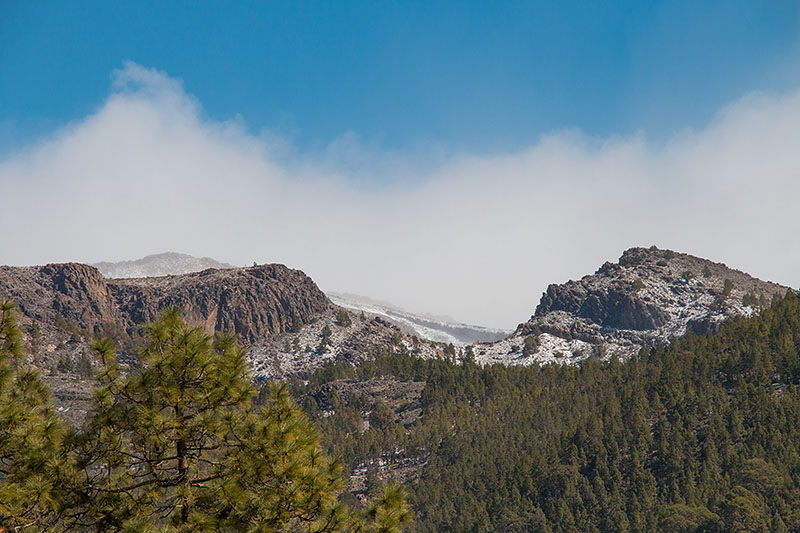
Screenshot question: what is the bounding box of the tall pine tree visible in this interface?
[72,307,410,532]
[0,300,71,531]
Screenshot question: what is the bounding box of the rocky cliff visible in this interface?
[0,262,385,424]
[108,265,328,344]
[0,263,123,335]
[0,263,328,345]
[473,247,790,366]
[0,261,438,414]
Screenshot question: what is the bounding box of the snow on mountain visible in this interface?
[327,292,511,346]
[93,252,233,278]
[472,246,790,367]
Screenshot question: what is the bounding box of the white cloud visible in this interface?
[2,63,799,328]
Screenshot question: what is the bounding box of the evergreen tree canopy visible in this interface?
[0,300,71,531]
[69,308,409,532]
[300,291,800,532]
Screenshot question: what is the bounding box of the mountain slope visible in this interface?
[328,292,510,345]
[94,251,510,346]
[474,246,789,366]
[93,252,233,278]
[0,263,327,345]
[0,262,439,418]
[301,292,800,532]
[247,309,443,380]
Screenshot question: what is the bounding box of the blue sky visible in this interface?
[2,1,799,156]
[3,2,800,327]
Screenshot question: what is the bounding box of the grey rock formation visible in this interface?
[474,247,790,367]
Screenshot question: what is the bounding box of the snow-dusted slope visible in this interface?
[93,252,233,278]
[247,306,446,380]
[472,247,790,368]
[327,292,510,346]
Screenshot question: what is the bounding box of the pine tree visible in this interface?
[73,307,408,531]
[355,484,412,533]
[0,300,71,531]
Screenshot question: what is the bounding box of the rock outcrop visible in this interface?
[474,247,790,367]
[108,265,328,344]
[1,261,437,422]
[0,263,329,344]
[0,263,122,335]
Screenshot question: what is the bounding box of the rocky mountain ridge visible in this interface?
[0,262,441,420]
[93,252,507,346]
[2,247,793,423]
[473,246,790,366]
[0,262,328,346]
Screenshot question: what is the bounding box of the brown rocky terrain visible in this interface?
[2,247,793,427]
[108,264,329,344]
[0,263,329,344]
[0,261,442,422]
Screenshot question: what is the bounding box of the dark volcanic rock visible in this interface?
[527,246,788,348]
[0,263,329,345]
[108,265,329,344]
[0,263,122,335]
[538,283,669,330]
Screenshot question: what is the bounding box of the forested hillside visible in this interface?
[297,290,800,532]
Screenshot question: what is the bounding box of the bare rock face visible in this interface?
[537,282,669,331]
[0,263,122,334]
[0,263,329,344]
[108,265,329,344]
[474,247,791,367]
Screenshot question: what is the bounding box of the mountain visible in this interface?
[93,252,233,278]
[0,262,326,345]
[246,309,443,381]
[0,262,334,423]
[327,292,511,345]
[94,252,509,346]
[1,246,792,423]
[474,246,789,366]
[4,248,798,530]
[0,261,440,421]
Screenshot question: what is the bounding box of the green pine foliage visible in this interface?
[319,324,333,354]
[0,300,72,531]
[364,484,413,532]
[300,291,800,532]
[66,307,408,532]
[0,303,411,531]
[72,308,332,530]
